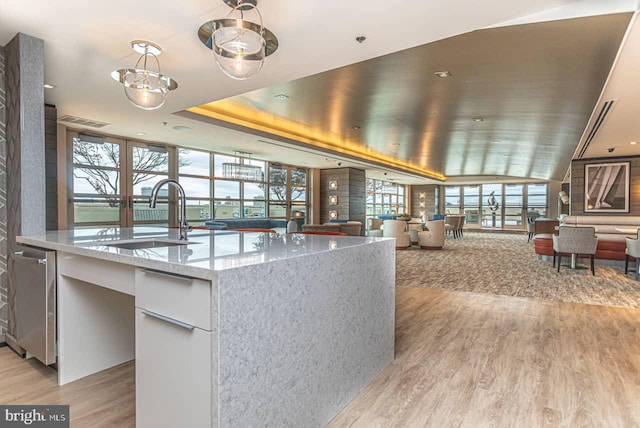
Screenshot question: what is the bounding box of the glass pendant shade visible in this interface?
[213,4,265,80]
[198,0,278,81]
[111,41,178,110]
[122,68,168,110]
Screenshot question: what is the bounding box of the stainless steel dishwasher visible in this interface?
[12,244,57,365]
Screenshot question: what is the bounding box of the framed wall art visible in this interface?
[584,161,630,213]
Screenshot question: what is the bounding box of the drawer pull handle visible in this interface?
[142,310,195,330]
[141,268,193,282]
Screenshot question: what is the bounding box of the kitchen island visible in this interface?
[17,227,395,428]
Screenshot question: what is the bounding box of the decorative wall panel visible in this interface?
[410,184,438,220]
[0,45,7,340]
[5,33,45,342]
[319,168,366,233]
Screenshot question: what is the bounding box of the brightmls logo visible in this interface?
[0,406,68,427]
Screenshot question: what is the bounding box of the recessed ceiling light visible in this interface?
[352,125,361,130]
[43,83,55,89]
[472,117,484,122]
[137,132,146,136]
[274,94,289,99]
[630,141,637,145]
[433,71,452,78]
[172,125,191,132]
[355,36,366,43]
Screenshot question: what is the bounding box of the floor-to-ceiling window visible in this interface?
[444,186,461,215]
[68,131,308,228]
[462,185,480,226]
[527,183,548,216]
[504,184,524,229]
[70,134,125,227]
[442,182,548,230]
[366,179,406,224]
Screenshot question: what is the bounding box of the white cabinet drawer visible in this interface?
[58,253,135,295]
[135,268,211,330]
[135,308,212,428]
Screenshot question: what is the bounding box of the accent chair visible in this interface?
[367,218,383,237]
[625,229,640,280]
[382,219,411,249]
[552,226,598,275]
[418,220,445,250]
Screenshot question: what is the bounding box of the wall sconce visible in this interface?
[419,201,426,208]
[419,192,426,199]
[329,195,338,206]
[328,180,338,190]
[329,210,338,219]
[419,210,425,216]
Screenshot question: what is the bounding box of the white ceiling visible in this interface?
[577,12,640,159]
[0,0,638,184]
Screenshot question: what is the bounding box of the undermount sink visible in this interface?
[103,239,189,250]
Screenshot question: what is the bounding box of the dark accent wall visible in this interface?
[319,168,365,233]
[410,185,438,220]
[45,105,57,230]
[0,45,7,340]
[5,33,45,341]
[571,156,640,215]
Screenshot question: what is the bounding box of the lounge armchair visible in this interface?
[382,219,410,249]
[367,218,383,237]
[418,220,445,250]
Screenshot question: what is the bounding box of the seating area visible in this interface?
[533,215,640,261]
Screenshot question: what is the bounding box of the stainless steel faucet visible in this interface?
[149,179,191,241]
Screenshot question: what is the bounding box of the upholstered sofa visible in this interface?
[201,218,287,230]
[533,215,640,261]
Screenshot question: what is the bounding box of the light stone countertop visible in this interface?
[17,227,391,279]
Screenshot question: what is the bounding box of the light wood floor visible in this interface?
[0,346,135,427]
[2,286,640,428]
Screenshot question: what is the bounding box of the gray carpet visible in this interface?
[396,231,640,309]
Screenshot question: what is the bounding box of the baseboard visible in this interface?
[0,333,5,346]
[420,246,443,250]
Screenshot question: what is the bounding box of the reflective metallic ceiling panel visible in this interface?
[189,13,632,182]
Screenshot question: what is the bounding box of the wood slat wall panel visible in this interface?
[410,184,438,219]
[319,168,366,233]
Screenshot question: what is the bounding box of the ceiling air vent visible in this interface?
[577,100,614,159]
[58,115,110,129]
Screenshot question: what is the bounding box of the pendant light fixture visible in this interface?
[198,0,279,80]
[222,152,264,181]
[111,40,178,110]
